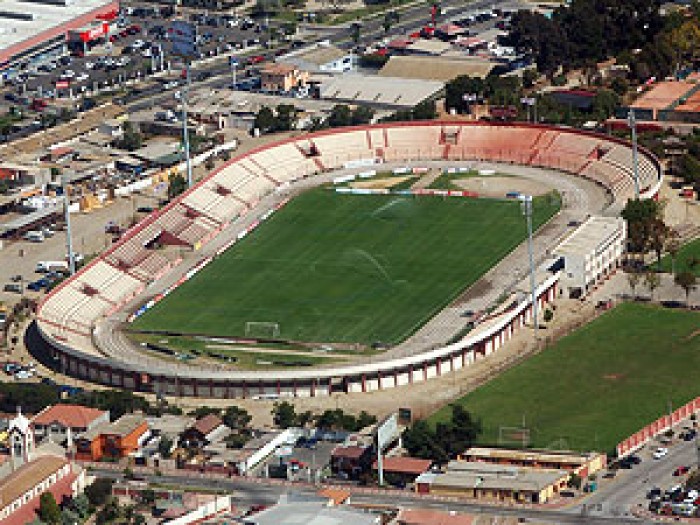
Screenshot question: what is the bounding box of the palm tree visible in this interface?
[644,271,661,301]
[675,271,697,306]
[627,270,640,299]
[666,229,681,276]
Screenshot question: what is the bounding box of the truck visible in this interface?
[36,261,69,273]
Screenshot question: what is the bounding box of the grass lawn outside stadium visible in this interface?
[428,303,700,454]
[660,237,700,276]
[132,188,560,346]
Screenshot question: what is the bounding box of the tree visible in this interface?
[117,121,143,151]
[644,271,661,301]
[627,270,640,298]
[168,173,187,199]
[61,508,79,525]
[37,492,61,525]
[254,106,276,133]
[327,105,352,127]
[350,22,361,45]
[648,218,669,269]
[621,198,662,255]
[675,271,697,306]
[569,472,582,490]
[223,405,252,430]
[522,68,538,89]
[158,435,173,458]
[70,494,90,520]
[274,104,297,131]
[402,420,448,463]
[666,229,681,275]
[445,75,485,113]
[350,105,374,125]
[412,100,437,120]
[84,478,114,507]
[188,406,220,419]
[272,401,297,429]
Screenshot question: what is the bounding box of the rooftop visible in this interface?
[0,455,67,508]
[397,509,474,525]
[319,73,443,108]
[331,445,368,460]
[371,456,432,475]
[378,56,495,81]
[280,42,348,67]
[192,414,224,436]
[462,447,603,465]
[0,0,115,62]
[417,461,569,493]
[554,216,625,258]
[631,81,696,111]
[33,404,107,429]
[406,39,452,55]
[240,501,379,525]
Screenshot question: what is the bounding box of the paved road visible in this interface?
[89,467,654,524]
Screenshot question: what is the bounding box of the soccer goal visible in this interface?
[245,321,281,339]
[498,426,531,448]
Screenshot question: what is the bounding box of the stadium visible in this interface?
[32,121,662,398]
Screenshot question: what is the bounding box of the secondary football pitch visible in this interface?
[429,303,700,454]
[132,189,559,345]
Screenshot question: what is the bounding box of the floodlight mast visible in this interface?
[519,194,538,332]
[183,62,193,188]
[628,108,640,199]
[63,175,76,276]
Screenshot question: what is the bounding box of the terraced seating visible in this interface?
[313,131,374,168]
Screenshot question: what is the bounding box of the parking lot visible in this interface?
[579,421,700,518]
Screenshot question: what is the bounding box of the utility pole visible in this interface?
[520,195,538,331]
[628,108,640,199]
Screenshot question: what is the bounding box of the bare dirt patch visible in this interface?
[349,176,413,190]
[454,176,555,198]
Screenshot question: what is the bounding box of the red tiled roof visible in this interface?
[1,471,77,525]
[192,414,223,436]
[33,404,107,429]
[372,456,432,475]
[331,445,367,460]
[398,509,474,525]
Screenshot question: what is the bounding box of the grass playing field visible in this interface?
[133,188,559,345]
[428,303,700,454]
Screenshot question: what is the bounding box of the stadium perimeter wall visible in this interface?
[34,121,663,398]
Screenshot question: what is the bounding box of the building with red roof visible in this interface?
[32,404,109,445]
[396,508,474,525]
[330,445,372,478]
[372,456,432,484]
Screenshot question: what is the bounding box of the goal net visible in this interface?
[498,426,531,448]
[245,321,281,339]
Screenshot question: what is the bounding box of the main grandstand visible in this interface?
[33,121,662,398]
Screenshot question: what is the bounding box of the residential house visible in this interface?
[32,404,109,446]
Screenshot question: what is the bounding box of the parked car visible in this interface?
[673,466,690,476]
[653,447,669,459]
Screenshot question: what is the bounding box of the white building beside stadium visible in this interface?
[553,215,626,298]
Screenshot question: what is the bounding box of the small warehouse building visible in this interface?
[415,461,569,503]
[181,414,227,448]
[460,447,607,478]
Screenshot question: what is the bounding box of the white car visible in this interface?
[653,447,668,459]
[133,39,145,49]
[76,73,89,82]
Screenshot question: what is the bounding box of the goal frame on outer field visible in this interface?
[244,321,281,339]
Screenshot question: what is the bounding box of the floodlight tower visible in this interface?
[519,195,538,331]
[63,174,76,275]
[628,108,641,199]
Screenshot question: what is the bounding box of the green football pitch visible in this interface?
[133,189,559,345]
[428,303,700,454]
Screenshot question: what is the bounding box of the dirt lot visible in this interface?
[454,176,555,198]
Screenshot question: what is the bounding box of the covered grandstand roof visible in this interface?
[319,74,443,108]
